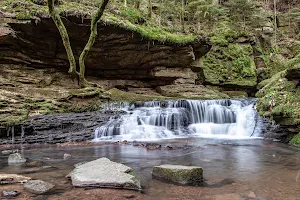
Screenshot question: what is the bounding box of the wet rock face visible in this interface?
[23,180,55,194]
[152,165,203,185]
[0,111,115,145]
[70,157,141,191]
[8,153,27,164]
[0,18,210,89]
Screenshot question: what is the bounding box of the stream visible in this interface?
[0,99,299,199]
[0,139,299,199]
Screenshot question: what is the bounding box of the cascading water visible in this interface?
[93,99,263,141]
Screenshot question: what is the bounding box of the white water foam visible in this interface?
[93,99,263,141]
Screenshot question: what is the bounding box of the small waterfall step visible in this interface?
[93,99,263,141]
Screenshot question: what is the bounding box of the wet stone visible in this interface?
[70,157,141,191]
[63,153,72,160]
[145,143,161,150]
[0,174,31,184]
[152,165,203,185]
[2,190,20,197]
[1,149,18,155]
[23,180,55,194]
[8,153,27,164]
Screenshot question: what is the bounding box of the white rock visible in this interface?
[8,153,26,164]
[70,157,141,191]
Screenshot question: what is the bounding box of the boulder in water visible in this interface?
[8,153,26,164]
[23,180,55,194]
[152,165,203,185]
[70,157,141,191]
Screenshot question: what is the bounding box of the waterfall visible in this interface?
[93,99,263,141]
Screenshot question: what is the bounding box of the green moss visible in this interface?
[0,0,195,44]
[290,133,300,146]
[256,69,300,125]
[209,21,240,46]
[120,7,145,24]
[203,43,256,87]
[153,166,203,185]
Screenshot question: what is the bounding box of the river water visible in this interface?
[0,99,299,199]
[0,138,299,199]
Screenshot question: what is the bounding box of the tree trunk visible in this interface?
[78,0,110,88]
[47,0,77,78]
[159,0,163,26]
[274,0,277,44]
[243,15,246,31]
[135,0,141,9]
[181,0,185,32]
[148,0,152,19]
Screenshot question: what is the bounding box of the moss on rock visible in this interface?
[290,133,300,146]
[0,0,195,44]
[203,42,257,87]
[152,165,203,185]
[256,68,300,126]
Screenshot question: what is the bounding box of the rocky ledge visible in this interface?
[0,110,116,145]
[0,16,211,93]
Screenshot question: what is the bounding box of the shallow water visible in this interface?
[1,138,300,200]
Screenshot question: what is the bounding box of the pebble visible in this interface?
[2,190,20,197]
[63,153,72,160]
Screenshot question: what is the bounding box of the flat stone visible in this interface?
[8,153,26,164]
[23,180,55,194]
[1,149,18,155]
[70,157,141,191]
[152,164,203,185]
[0,174,31,184]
